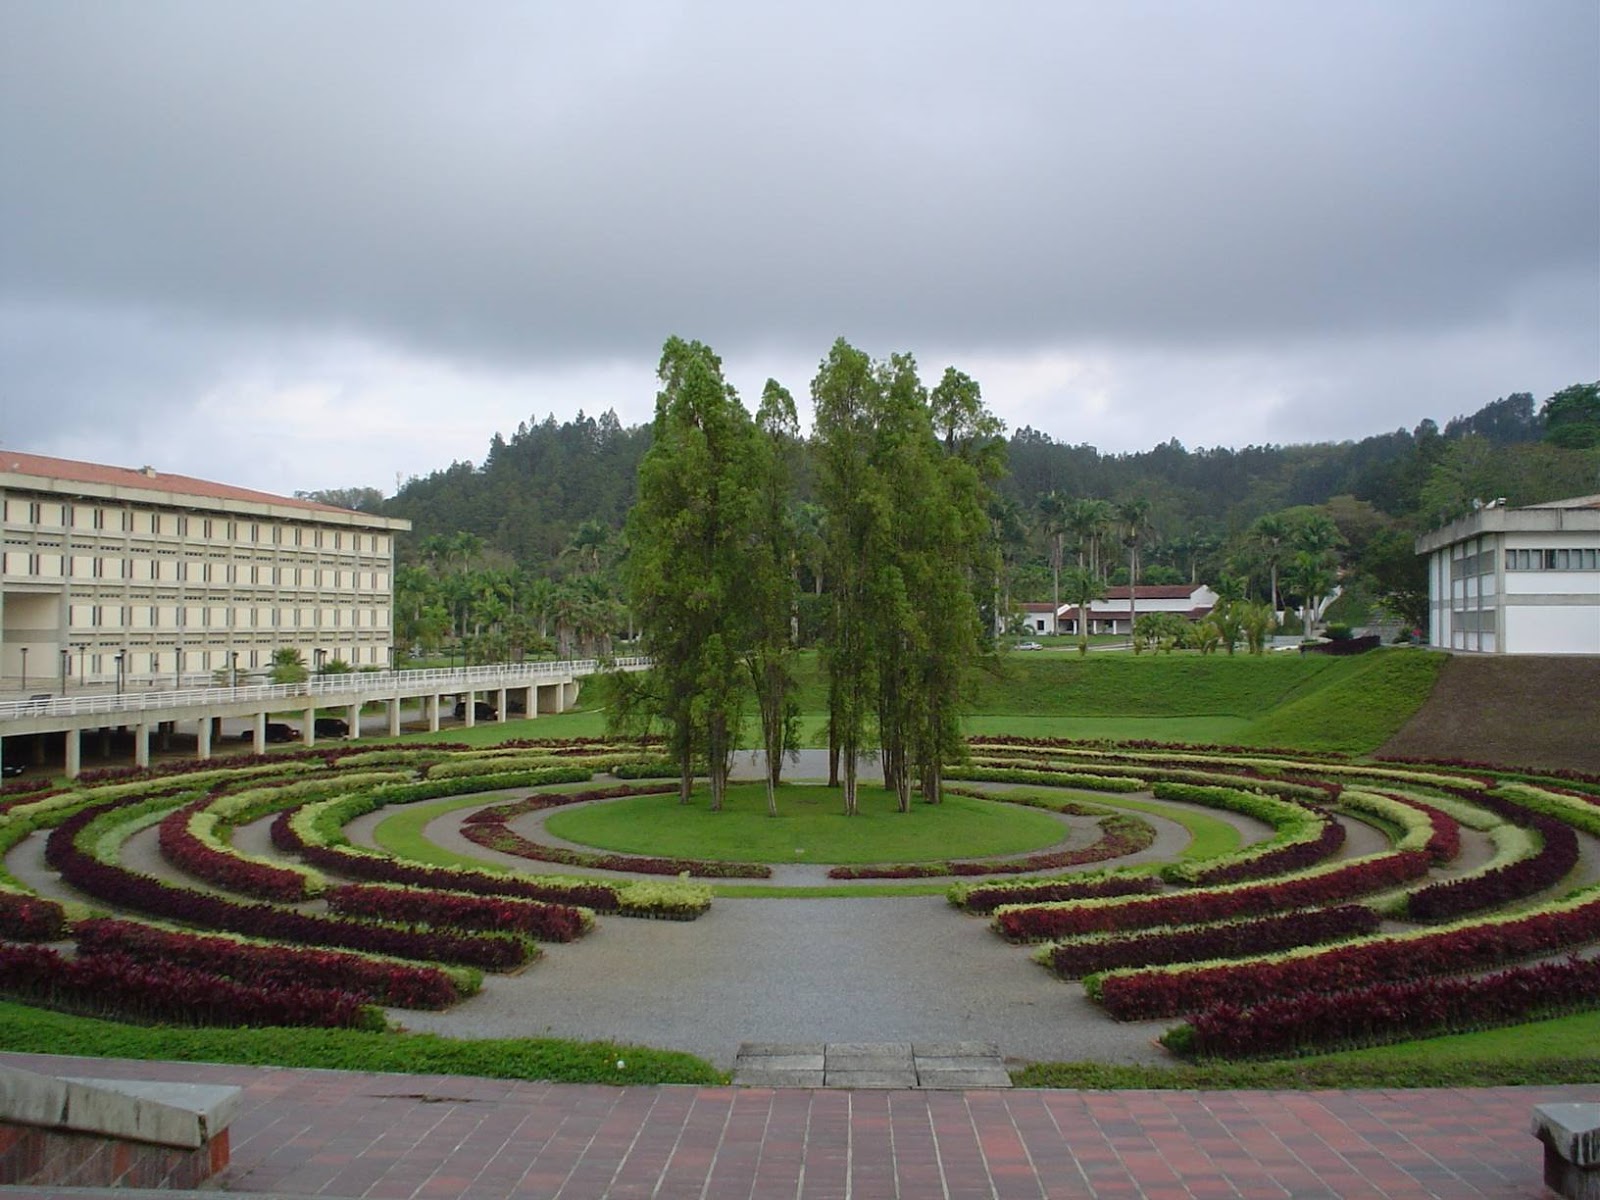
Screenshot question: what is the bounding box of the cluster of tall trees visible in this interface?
[620,337,1003,817]
[314,378,1596,677]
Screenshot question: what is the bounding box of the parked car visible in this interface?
[1014,641,1044,651]
[1,762,23,778]
[454,699,497,720]
[313,717,350,737]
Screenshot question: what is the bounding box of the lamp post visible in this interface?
[59,648,69,695]
[76,644,87,687]
[115,651,126,695]
[230,651,239,689]
[19,647,26,691]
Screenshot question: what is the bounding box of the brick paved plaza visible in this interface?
[1,1052,1587,1198]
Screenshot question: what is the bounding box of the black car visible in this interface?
[453,699,497,720]
[313,717,350,737]
[1,762,22,778]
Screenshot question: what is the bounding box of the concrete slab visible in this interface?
[738,1054,825,1072]
[738,1042,824,1057]
[915,1067,1014,1089]
[1,1064,238,1150]
[1533,1102,1600,1168]
[823,1069,918,1089]
[826,1041,912,1056]
[913,1041,1000,1058]
[734,1069,827,1088]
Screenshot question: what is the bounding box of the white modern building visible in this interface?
[1058,584,1220,636]
[1009,602,1061,636]
[1416,494,1600,655]
[2,451,411,692]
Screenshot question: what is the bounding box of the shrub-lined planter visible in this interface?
[0,891,68,942]
[1163,955,1600,1059]
[993,850,1430,943]
[1038,904,1382,980]
[950,873,1161,914]
[46,799,537,971]
[1338,790,1462,864]
[158,801,319,902]
[1087,888,1600,1020]
[0,942,382,1029]
[325,883,593,942]
[74,918,473,1009]
[1404,813,1578,921]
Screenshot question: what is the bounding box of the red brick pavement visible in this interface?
[0,1053,1586,1198]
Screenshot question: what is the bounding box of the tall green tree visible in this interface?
[812,339,882,816]
[624,337,757,811]
[745,379,802,815]
[1060,567,1107,656]
[1117,497,1153,648]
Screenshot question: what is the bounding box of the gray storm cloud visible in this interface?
[1,1,1595,490]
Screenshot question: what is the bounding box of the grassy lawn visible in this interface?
[542,783,1070,864]
[0,1001,724,1086]
[961,715,1250,742]
[986,788,1243,864]
[1235,649,1445,753]
[1014,1010,1600,1089]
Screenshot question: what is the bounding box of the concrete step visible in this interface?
[732,1041,1012,1089]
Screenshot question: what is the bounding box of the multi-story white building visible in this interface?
[1,451,410,691]
[1058,584,1220,636]
[1416,494,1600,655]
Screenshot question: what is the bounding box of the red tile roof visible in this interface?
[0,450,358,516]
[1102,584,1201,600]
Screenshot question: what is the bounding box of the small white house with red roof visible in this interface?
[1058,584,1220,637]
[1010,601,1061,636]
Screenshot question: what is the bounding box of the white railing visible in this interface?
[0,657,651,723]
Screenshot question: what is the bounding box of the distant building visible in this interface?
[1058,584,1219,637]
[1,451,411,690]
[1415,494,1600,655]
[1009,601,1061,636]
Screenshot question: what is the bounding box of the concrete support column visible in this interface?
[346,702,361,740]
[196,717,212,761]
[387,698,402,737]
[134,724,150,770]
[523,685,536,719]
[464,693,475,728]
[251,712,266,754]
[496,687,507,722]
[428,694,440,733]
[64,729,81,780]
[158,722,172,752]
[303,707,316,746]
[537,683,557,714]
[561,681,579,712]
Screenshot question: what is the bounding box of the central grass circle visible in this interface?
[541,782,1071,864]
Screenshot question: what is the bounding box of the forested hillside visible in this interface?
[311,380,1596,662]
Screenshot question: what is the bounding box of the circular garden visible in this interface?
[2,734,1598,1081]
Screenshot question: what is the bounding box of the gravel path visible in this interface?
[390,894,1175,1070]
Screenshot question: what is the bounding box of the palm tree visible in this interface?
[1290,551,1337,639]
[1117,497,1153,646]
[1036,492,1070,615]
[1060,566,1107,657]
[1252,514,1290,616]
[565,520,612,577]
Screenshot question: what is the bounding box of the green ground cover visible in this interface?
[960,715,1250,742]
[1233,650,1445,752]
[542,783,1069,864]
[1014,1011,1600,1089]
[988,788,1243,864]
[0,1002,723,1086]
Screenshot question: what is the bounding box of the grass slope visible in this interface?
[1235,650,1445,753]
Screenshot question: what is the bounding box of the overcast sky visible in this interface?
[2,1,1596,498]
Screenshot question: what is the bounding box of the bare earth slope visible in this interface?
[1378,654,1600,773]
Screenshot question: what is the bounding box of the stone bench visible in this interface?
[1532,1102,1600,1200]
[0,1063,239,1189]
